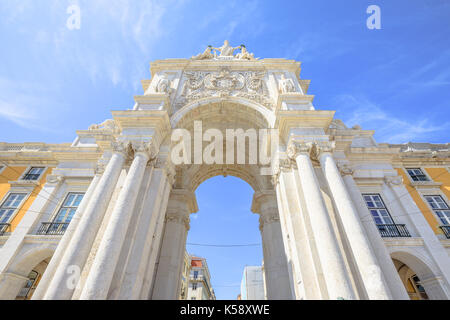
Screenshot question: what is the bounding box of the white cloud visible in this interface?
[334,94,450,143]
[0,77,62,133]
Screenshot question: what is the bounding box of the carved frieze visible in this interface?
[174,68,273,111]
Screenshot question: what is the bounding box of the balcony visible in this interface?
[440,225,450,239]
[377,224,411,238]
[0,223,10,236]
[37,222,69,235]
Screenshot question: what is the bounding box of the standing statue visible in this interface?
[212,40,242,57]
[191,45,214,60]
[278,74,296,93]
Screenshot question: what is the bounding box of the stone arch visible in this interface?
[176,164,272,194]
[1,244,55,300]
[391,249,449,299]
[170,96,274,129]
[8,244,55,277]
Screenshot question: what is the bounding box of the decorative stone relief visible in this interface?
[384,175,403,186]
[338,164,354,176]
[88,119,120,133]
[95,161,106,175]
[46,174,64,185]
[175,67,273,110]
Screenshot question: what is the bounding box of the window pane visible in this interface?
[52,193,84,224]
[374,217,383,225]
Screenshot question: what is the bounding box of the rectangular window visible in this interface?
[53,193,84,224]
[41,193,84,235]
[0,193,27,223]
[194,271,198,279]
[406,168,429,182]
[22,167,45,181]
[424,195,450,225]
[192,283,197,290]
[363,194,394,225]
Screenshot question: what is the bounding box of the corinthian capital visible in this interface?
[166,211,190,230]
[258,211,280,231]
[131,140,155,159]
[286,141,312,160]
[310,141,335,161]
[112,140,131,156]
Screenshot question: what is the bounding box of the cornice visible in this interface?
[275,109,335,142]
[149,58,302,76]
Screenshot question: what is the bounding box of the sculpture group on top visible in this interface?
[191,40,256,60]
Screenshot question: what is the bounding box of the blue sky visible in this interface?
[1,1,449,299]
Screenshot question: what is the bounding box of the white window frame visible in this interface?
[362,194,395,225]
[50,192,84,224]
[422,194,450,226]
[18,166,47,182]
[0,192,29,224]
[404,167,431,183]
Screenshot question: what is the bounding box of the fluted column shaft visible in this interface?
[319,150,392,299]
[44,145,127,299]
[32,169,102,299]
[151,190,192,300]
[80,143,152,299]
[288,142,355,300]
[257,193,292,299]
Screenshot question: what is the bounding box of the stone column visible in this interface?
[32,165,103,300]
[44,141,128,300]
[287,141,355,300]
[275,163,322,299]
[253,191,292,300]
[79,141,153,299]
[340,166,409,300]
[151,189,196,300]
[113,161,174,300]
[317,144,392,299]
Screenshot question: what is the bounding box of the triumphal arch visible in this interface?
[1,41,449,300]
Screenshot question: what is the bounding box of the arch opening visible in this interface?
[391,251,447,300]
[183,175,264,300]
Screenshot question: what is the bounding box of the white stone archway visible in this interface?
[26,44,414,300]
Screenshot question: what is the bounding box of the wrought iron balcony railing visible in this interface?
[37,222,69,235]
[0,223,10,236]
[377,224,411,238]
[440,225,450,239]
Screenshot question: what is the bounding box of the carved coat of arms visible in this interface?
[174,68,273,111]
